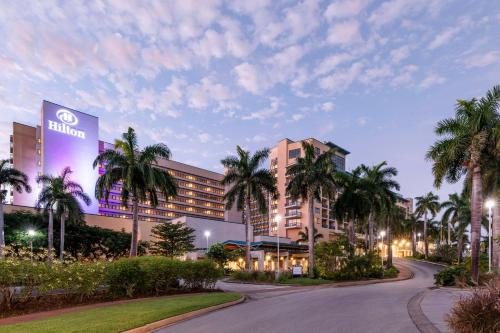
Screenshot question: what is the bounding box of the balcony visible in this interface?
[285,200,301,208]
[285,211,302,218]
[285,222,302,228]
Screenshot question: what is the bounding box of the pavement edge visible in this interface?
[123,295,246,333]
[407,289,442,333]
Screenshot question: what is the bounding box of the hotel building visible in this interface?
[250,138,350,242]
[9,101,241,231]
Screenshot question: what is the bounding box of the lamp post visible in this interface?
[485,199,495,273]
[27,229,35,263]
[204,230,211,253]
[379,231,386,266]
[274,214,282,279]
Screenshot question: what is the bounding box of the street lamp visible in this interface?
[379,231,386,266]
[417,232,422,253]
[485,199,495,272]
[274,214,282,279]
[27,229,36,263]
[204,230,211,252]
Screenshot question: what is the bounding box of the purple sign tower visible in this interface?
[41,101,99,214]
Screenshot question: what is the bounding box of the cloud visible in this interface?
[198,132,212,143]
[359,65,393,85]
[390,45,411,63]
[324,0,372,19]
[247,134,267,143]
[291,113,304,121]
[326,20,362,46]
[99,34,139,71]
[242,96,283,120]
[462,51,500,68]
[368,0,444,28]
[419,73,446,89]
[319,62,364,92]
[233,62,263,94]
[357,116,368,126]
[187,77,231,109]
[428,26,461,50]
[391,64,418,87]
[321,102,335,112]
[315,53,354,76]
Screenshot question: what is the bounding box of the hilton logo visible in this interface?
[48,109,85,139]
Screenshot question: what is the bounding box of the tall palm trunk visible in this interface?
[424,211,429,259]
[387,220,393,267]
[411,223,416,256]
[59,209,67,262]
[470,165,482,283]
[130,198,139,257]
[447,220,451,245]
[0,202,4,259]
[457,231,464,264]
[307,194,315,278]
[245,195,252,271]
[493,198,500,271]
[48,208,54,263]
[368,212,374,252]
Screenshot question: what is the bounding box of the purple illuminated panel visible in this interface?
[42,101,99,214]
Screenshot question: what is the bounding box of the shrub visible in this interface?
[180,260,222,290]
[434,265,468,286]
[383,267,399,278]
[428,245,457,265]
[230,270,275,283]
[446,277,500,333]
[105,258,145,298]
[412,252,425,260]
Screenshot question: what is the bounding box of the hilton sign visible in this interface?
[48,109,86,139]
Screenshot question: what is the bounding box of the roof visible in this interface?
[222,240,308,252]
[324,141,351,155]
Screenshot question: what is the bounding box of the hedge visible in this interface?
[0,256,222,311]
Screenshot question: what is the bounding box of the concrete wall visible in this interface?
[171,216,245,250]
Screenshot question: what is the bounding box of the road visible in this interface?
[156,259,440,333]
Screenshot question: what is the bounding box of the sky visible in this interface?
[0,0,499,206]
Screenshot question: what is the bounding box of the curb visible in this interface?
[407,290,441,333]
[123,295,245,333]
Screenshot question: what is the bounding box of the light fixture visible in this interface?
[485,199,495,209]
[379,231,386,237]
[27,229,36,237]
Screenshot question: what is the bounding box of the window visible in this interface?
[288,148,300,159]
[332,155,345,171]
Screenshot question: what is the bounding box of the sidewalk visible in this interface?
[419,288,471,333]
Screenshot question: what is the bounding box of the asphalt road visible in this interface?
[156,259,441,333]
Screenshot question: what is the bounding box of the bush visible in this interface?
[446,277,500,333]
[230,270,275,283]
[383,267,399,278]
[180,260,222,290]
[434,265,468,286]
[428,245,457,265]
[412,252,425,260]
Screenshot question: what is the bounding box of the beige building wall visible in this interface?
[251,138,349,243]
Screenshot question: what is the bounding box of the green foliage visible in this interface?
[315,237,353,274]
[150,222,195,258]
[446,277,500,333]
[434,265,469,286]
[230,270,275,283]
[429,244,458,265]
[206,243,245,272]
[3,211,146,259]
[105,257,222,298]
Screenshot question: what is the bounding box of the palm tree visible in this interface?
[334,167,370,246]
[404,214,419,256]
[297,226,324,243]
[359,161,400,252]
[384,204,405,267]
[286,142,337,278]
[36,167,91,261]
[426,85,500,282]
[440,193,465,245]
[221,146,278,271]
[0,160,31,258]
[415,192,440,259]
[93,127,177,257]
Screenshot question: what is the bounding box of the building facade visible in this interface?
[10,101,242,226]
[250,138,350,242]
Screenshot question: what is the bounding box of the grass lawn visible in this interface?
[279,277,332,286]
[0,292,241,333]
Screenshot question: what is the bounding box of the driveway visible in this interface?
[156,259,441,333]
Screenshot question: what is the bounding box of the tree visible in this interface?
[359,161,400,252]
[206,243,245,269]
[150,222,195,258]
[221,146,278,271]
[286,142,337,278]
[0,160,31,258]
[297,226,324,243]
[415,192,440,259]
[426,85,500,282]
[441,193,466,245]
[36,167,91,262]
[403,214,419,256]
[385,204,405,267]
[94,127,177,257]
[333,167,370,246]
